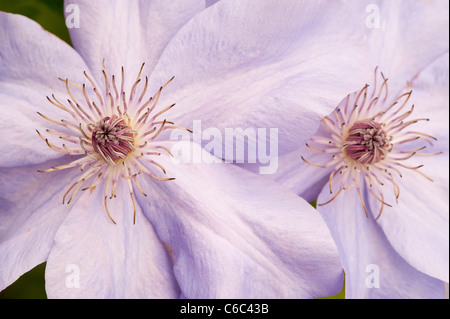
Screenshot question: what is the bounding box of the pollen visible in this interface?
[302,67,441,220]
[36,60,189,224]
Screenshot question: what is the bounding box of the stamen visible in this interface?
[104,196,117,224]
[301,156,329,168]
[356,187,369,217]
[318,188,343,206]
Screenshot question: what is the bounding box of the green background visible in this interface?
[0,0,345,299]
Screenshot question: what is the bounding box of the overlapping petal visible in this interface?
[45,180,179,298]
[0,12,94,167]
[317,183,446,298]
[270,123,335,202]
[135,141,343,298]
[149,0,373,157]
[64,0,206,92]
[0,157,81,290]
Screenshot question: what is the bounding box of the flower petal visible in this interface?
[407,53,449,146]
[64,0,206,91]
[269,121,337,201]
[317,182,447,298]
[373,156,449,284]
[0,12,95,167]
[365,0,449,89]
[0,157,81,291]
[135,141,343,298]
[205,0,221,8]
[45,178,179,298]
[150,0,372,157]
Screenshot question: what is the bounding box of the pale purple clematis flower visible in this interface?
[0,0,372,298]
[272,0,449,298]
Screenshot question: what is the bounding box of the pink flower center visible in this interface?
[90,115,136,164]
[344,120,389,164]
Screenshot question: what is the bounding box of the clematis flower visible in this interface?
[0,0,373,298]
[272,0,449,298]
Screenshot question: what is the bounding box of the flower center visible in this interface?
[90,115,136,164]
[301,68,440,220]
[36,61,190,224]
[344,120,389,164]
